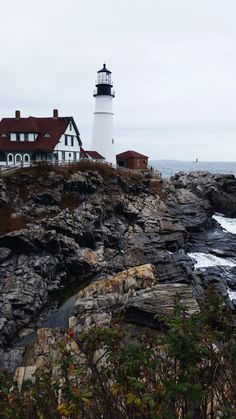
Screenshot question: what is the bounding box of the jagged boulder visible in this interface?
[172,172,236,216]
[70,264,199,332]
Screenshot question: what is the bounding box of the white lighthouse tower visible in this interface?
[91,64,115,164]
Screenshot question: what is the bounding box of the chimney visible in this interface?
[15,110,20,119]
[53,109,58,118]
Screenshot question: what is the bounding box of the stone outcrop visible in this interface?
[0,166,236,373]
[70,264,157,331]
[13,265,199,383]
[70,265,199,333]
[172,171,236,217]
[123,283,199,328]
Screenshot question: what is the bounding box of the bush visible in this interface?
[1,290,236,418]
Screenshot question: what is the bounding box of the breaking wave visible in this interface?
[188,252,236,269]
[213,214,236,234]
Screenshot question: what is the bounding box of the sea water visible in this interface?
[151,160,236,178]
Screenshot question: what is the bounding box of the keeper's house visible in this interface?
[116,150,149,170]
[0,109,82,166]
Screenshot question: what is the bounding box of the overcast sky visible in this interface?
[1,0,236,161]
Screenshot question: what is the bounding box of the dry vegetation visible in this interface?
[6,161,147,182]
[0,207,29,235]
[9,161,118,180]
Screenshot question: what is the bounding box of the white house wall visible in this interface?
[53,123,81,162]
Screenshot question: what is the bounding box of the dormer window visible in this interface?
[44,132,50,138]
[16,133,20,141]
[24,133,29,141]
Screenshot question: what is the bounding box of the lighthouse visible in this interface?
[91,64,115,164]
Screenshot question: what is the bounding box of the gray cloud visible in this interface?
[1,0,236,160]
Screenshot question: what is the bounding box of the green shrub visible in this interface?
[1,289,236,418]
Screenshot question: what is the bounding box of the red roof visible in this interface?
[0,116,81,152]
[80,148,105,160]
[116,150,148,159]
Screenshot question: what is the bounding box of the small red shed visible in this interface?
[116,150,149,170]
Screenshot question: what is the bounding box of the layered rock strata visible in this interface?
[0,167,236,372]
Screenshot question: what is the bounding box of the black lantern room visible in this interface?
[93,64,115,97]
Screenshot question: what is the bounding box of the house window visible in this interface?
[65,135,68,146]
[73,152,76,160]
[143,160,146,164]
[44,132,50,138]
[24,154,30,162]
[8,154,13,163]
[69,152,72,158]
[71,136,74,146]
[62,151,65,161]
[24,133,29,141]
[16,133,20,141]
[15,154,22,163]
[69,122,72,131]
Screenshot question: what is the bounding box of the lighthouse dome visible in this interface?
[97,63,111,74]
[94,63,115,97]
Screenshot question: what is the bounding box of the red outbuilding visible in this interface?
[116,150,149,170]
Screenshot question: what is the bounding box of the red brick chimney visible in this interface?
[15,110,20,119]
[53,109,58,118]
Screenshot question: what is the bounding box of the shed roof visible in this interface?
[116,150,148,159]
[80,148,105,160]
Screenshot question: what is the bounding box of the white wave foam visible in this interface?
[228,289,236,301]
[188,252,236,269]
[213,214,236,234]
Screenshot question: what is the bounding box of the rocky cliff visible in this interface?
[0,164,236,372]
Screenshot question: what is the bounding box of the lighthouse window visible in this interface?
[112,139,114,144]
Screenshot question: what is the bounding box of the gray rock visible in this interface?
[0,247,12,262]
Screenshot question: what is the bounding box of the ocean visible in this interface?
[151,160,236,178]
